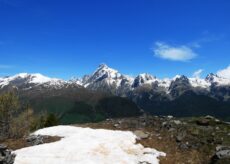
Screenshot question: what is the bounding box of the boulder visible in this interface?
[167,115,173,119]
[216,149,230,159]
[133,130,149,140]
[113,124,120,128]
[0,144,7,152]
[196,118,210,126]
[172,120,182,125]
[176,131,186,142]
[26,135,44,146]
[0,144,16,164]
[212,145,230,163]
[161,122,172,129]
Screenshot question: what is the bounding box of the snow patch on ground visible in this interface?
[14,126,165,164]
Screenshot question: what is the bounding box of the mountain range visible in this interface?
[1,64,230,122]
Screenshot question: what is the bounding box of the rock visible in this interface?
[224,122,230,125]
[161,122,172,129]
[190,128,199,136]
[0,144,16,164]
[196,118,210,126]
[106,118,112,121]
[215,119,221,123]
[215,126,220,130]
[113,124,120,128]
[176,131,186,142]
[168,128,176,132]
[162,122,167,126]
[26,135,44,145]
[212,145,230,161]
[205,115,215,119]
[179,143,189,150]
[118,120,122,124]
[134,130,149,140]
[173,120,182,125]
[167,115,173,119]
[0,144,7,151]
[154,133,160,137]
[214,138,223,145]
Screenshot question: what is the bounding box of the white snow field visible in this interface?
[14,126,165,164]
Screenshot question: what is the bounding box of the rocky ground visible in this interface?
[0,135,61,163]
[78,115,230,164]
[1,115,230,164]
[1,135,61,151]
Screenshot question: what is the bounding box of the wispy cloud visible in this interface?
[0,64,13,69]
[188,33,225,48]
[153,42,197,62]
[217,65,230,79]
[193,69,203,78]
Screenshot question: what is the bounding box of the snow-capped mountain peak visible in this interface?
[93,63,121,79]
[173,75,182,80]
[28,73,57,84]
[2,64,230,95]
[132,73,156,88]
[69,77,83,85]
[83,64,124,86]
[205,73,230,86]
[139,73,156,80]
[189,77,211,88]
[0,73,65,89]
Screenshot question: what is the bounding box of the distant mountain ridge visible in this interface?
[1,64,230,93]
[1,64,230,120]
[1,64,230,102]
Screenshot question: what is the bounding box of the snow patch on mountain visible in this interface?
[69,77,83,86]
[0,73,66,88]
[158,78,172,89]
[132,73,156,87]
[189,78,211,88]
[205,73,230,86]
[217,65,230,79]
[14,126,165,164]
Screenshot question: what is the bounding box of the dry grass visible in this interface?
[1,136,61,150]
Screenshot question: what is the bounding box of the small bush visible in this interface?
[0,92,35,139]
[10,108,34,138]
[44,113,59,127]
[30,112,59,131]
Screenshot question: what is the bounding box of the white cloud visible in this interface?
[217,65,230,79]
[193,69,203,78]
[153,42,197,61]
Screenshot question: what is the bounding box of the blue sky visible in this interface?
[0,0,230,79]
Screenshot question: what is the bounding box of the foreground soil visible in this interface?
[1,136,61,150]
[1,115,229,164]
[76,115,230,164]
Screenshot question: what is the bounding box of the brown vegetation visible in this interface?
[1,136,61,150]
